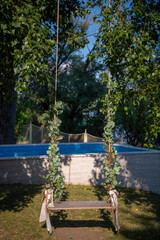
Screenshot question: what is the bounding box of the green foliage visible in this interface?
[100,74,121,190]
[115,94,148,146]
[45,102,64,200]
[16,54,105,135]
[144,101,160,149]
[58,55,105,133]
[0,0,55,95]
[0,0,85,144]
[94,0,160,148]
[89,0,159,189]
[0,0,84,94]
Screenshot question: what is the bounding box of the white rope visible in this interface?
[87,133,102,139]
[60,131,84,136]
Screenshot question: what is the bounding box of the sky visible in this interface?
[80,22,99,58]
[79,6,100,58]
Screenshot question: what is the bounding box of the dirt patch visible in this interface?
[53,227,106,240]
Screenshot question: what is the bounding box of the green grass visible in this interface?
[0,184,160,240]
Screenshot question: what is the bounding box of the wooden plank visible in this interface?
[47,201,116,211]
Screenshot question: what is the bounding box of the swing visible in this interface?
[39,0,120,234]
[39,186,120,234]
[39,189,120,234]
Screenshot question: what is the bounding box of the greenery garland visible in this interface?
[45,102,64,200]
[101,73,121,191]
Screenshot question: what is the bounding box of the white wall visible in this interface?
[0,152,160,194]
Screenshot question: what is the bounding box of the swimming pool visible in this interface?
[0,143,160,194]
[0,143,148,158]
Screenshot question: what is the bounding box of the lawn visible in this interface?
[0,184,160,240]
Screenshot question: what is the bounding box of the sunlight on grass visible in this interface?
[0,184,159,240]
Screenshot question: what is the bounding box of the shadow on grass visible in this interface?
[93,185,160,220]
[49,218,114,230]
[93,185,107,200]
[119,187,160,221]
[61,187,69,202]
[47,185,115,232]
[93,186,160,239]
[120,227,160,240]
[119,187,160,240]
[0,184,42,212]
[92,186,115,232]
[0,184,69,213]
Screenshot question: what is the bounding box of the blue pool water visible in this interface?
[0,143,147,158]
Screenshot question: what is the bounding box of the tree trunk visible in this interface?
[0,81,16,144]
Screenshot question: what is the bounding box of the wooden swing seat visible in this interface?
[46,200,119,232]
[47,201,116,211]
[40,189,120,233]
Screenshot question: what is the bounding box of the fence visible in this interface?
[17,122,102,144]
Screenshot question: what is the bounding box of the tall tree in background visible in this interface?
[15,14,91,135]
[92,0,160,147]
[0,0,85,144]
[57,55,105,133]
[16,54,105,135]
[84,0,160,190]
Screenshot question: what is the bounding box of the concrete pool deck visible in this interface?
[0,146,160,194]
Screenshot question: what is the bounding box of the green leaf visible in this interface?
[45,184,50,189]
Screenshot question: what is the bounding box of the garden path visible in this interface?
[53,227,106,240]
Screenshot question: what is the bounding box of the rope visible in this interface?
[54,0,59,118]
[87,133,102,140]
[60,131,84,136]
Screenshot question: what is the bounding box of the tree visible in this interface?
[0,0,83,144]
[58,55,105,134]
[86,0,160,190]
[93,0,160,147]
[115,92,149,146]
[15,14,91,135]
[16,54,106,135]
